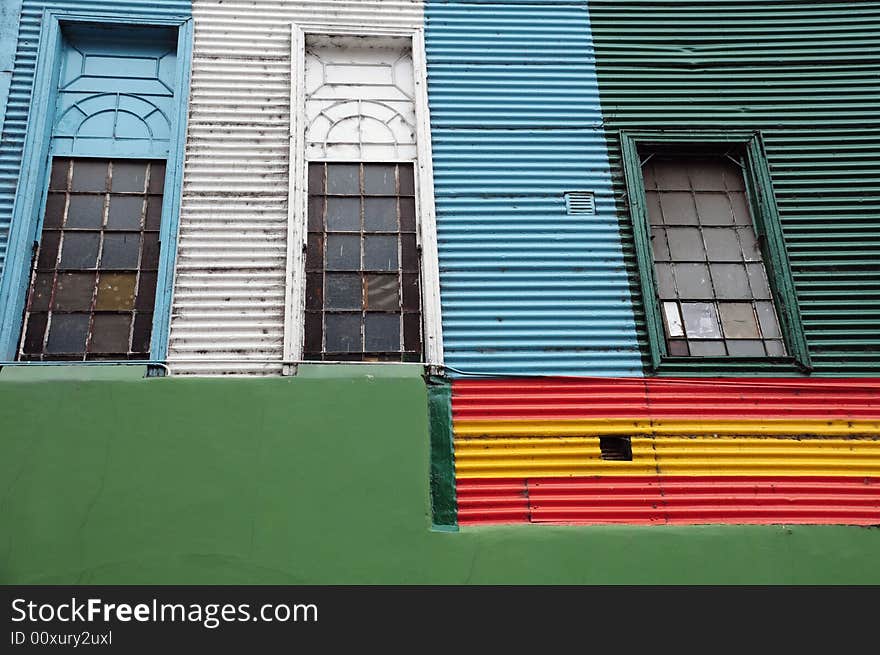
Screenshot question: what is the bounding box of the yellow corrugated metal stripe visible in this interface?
[455,435,880,478]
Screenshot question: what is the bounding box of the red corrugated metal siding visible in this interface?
[457,476,880,526]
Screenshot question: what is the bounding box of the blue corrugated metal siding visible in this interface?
[0,1,23,138]
[0,1,191,276]
[426,1,642,376]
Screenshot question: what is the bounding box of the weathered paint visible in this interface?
[425,1,641,376]
[589,0,880,375]
[2,369,880,583]
[452,377,880,523]
[168,1,426,376]
[0,1,23,137]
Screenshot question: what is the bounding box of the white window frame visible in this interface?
[284,23,444,370]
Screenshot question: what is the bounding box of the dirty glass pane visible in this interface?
[327,164,360,195]
[672,263,711,299]
[654,263,676,298]
[303,312,323,355]
[667,339,689,356]
[681,302,721,339]
[645,191,664,226]
[37,232,61,270]
[60,232,100,269]
[653,162,691,189]
[756,301,781,338]
[145,196,163,230]
[642,162,658,190]
[53,272,96,311]
[765,340,786,356]
[29,273,54,312]
[364,198,398,232]
[325,313,361,352]
[747,263,771,299]
[730,191,752,225]
[101,233,141,269]
[141,233,160,270]
[726,340,766,356]
[107,196,144,230]
[403,313,421,352]
[399,165,415,195]
[71,160,108,192]
[136,272,157,312]
[688,160,727,190]
[364,313,400,352]
[111,161,148,193]
[305,273,323,310]
[703,228,742,261]
[651,227,670,262]
[132,313,153,354]
[89,314,132,353]
[22,313,48,354]
[67,195,105,228]
[718,302,759,339]
[366,274,400,311]
[148,162,166,193]
[663,301,684,337]
[694,193,733,225]
[306,233,324,270]
[50,159,70,191]
[401,234,418,272]
[364,235,398,271]
[402,273,420,312]
[325,197,360,231]
[660,192,698,224]
[711,263,751,299]
[44,194,67,228]
[45,314,90,353]
[363,164,396,195]
[325,273,362,310]
[308,163,325,194]
[666,227,705,261]
[308,196,325,232]
[326,234,361,271]
[737,227,761,261]
[95,273,137,311]
[399,197,416,232]
[689,340,726,356]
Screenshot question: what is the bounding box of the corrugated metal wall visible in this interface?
[425,0,642,376]
[0,0,191,281]
[167,1,424,375]
[589,0,880,375]
[453,377,880,525]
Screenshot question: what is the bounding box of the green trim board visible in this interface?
[0,9,193,363]
[1,374,879,584]
[619,130,810,374]
[427,376,457,529]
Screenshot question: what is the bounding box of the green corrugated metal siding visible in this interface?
[589,0,880,375]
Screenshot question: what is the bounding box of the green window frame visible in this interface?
[619,130,810,373]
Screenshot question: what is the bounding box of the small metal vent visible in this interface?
[564,191,596,215]
[600,436,633,461]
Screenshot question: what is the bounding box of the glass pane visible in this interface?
[107,196,144,230]
[95,272,137,311]
[399,198,416,232]
[726,340,766,356]
[43,194,67,228]
[148,162,166,193]
[667,339,689,356]
[681,302,721,339]
[326,234,361,271]
[747,263,771,299]
[718,302,759,339]
[142,233,160,270]
[402,273,420,311]
[308,163,325,194]
[703,227,742,262]
[737,227,762,261]
[60,232,100,269]
[306,233,323,270]
[327,164,360,195]
[651,227,670,262]
[365,274,400,311]
[308,196,324,232]
[303,312,323,354]
[659,192,698,224]
[22,313,48,354]
[694,193,733,225]
[364,313,400,352]
[325,273,362,310]
[399,165,415,195]
[53,272,96,311]
[642,162,658,190]
[756,301,782,338]
[305,273,323,310]
[765,340,786,356]
[71,160,108,192]
[689,340,726,356]
[723,163,746,191]
[403,313,421,353]
[45,313,90,354]
[111,161,147,193]
[135,272,157,312]
[66,195,105,229]
[50,159,70,191]
[688,160,727,191]
[730,191,752,225]
[37,233,60,270]
[401,234,418,272]
[653,161,691,189]
[672,263,711,299]
[364,235,398,271]
[364,198,398,232]
[654,263,676,298]
[101,233,141,269]
[663,301,684,337]
[666,227,705,261]
[29,273,54,311]
[363,164,396,195]
[89,314,132,353]
[145,196,163,230]
[132,313,153,354]
[711,263,751,299]
[645,191,664,226]
[326,197,360,231]
[325,313,361,352]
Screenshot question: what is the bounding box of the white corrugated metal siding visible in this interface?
[168,0,425,375]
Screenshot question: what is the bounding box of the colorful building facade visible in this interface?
[1,1,879,583]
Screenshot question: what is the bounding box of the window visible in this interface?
[620,132,810,371]
[19,158,162,360]
[287,28,442,366]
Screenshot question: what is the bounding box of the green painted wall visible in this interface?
[590,0,880,375]
[1,365,879,584]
